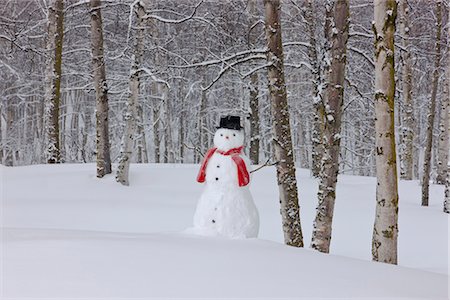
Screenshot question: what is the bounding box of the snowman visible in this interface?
[193,115,259,238]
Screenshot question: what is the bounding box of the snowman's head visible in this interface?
[213,128,244,151]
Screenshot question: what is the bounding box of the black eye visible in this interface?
[220,134,223,137]
[233,133,236,136]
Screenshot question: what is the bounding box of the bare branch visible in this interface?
[250,158,278,174]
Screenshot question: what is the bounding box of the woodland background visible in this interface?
[0,0,447,181]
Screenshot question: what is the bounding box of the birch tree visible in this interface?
[44,0,64,164]
[248,0,260,165]
[311,0,349,254]
[421,0,442,206]
[303,0,323,178]
[435,76,449,184]
[116,1,146,186]
[90,0,111,177]
[372,0,399,265]
[444,5,450,214]
[398,0,414,180]
[445,170,450,213]
[264,0,303,247]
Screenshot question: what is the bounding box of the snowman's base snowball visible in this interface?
[192,185,259,239]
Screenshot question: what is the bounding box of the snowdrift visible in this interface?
[1,164,449,298]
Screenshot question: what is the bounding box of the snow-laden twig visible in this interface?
[348,46,374,67]
[143,0,203,24]
[183,142,204,157]
[201,54,266,91]
[250,158,278,174]
[168,48,267,69]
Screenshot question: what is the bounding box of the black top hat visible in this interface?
[217,115,242,130]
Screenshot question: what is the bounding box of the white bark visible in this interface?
[444,6,450,214]
[372,0,399,265]
[136,103,148,164]
[311,0,349,254]
[264,0,304,247]
[116,1,146,186]
[398,0,414,180]
[44,0,64,164]
[445,166,450,213]
[303,0,323,178]
[421,0,442,205]
[90,0,111,177]
[435,76,449,184]
[248,0,260,165]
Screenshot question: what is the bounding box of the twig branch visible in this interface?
[143,0,203,24]
[250,158,278,173]
[183,142,204,157]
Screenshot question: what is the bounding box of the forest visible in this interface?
[1,0,449,267]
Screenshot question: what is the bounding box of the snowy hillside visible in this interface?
[2,164,449,298]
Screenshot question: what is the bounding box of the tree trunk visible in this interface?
[297,117,309,169]
[44,0,64,164]
[372,0,399,265]
[179,87,186,163]
[303,0,323,178]
[136,103,148,164]
[0,103,3,164]
[398,0,414,180]
[310,0,349,254]
[163,95,174,163]
[90,0,111,177]
[116,1,146,186]
[264,0,303,247]
[445,163,450,212]
[4,102,14,166]
[247,0,260,165]
[422,0,442,206]
[249,73,260,165]
[443,6,450,214]
[152,100,161,163]
[435,76,449,184]
[199,86,208,156]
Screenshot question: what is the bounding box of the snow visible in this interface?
[1,163,449,298]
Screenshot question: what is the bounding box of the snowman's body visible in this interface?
[193,128,259,238]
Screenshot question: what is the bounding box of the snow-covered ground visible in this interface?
[1,163,449,298]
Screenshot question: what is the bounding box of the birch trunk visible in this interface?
[44,0,64,164]
[0,104,2,164]
[422,0,442,206]
[152,101,161,163]
[116,1,146,186]
[163,96,174,163]
[179,86,186,163]
[248,0,260,165]
[4,102,13,166]
[311,0,349,254]
[136,103,148,164]
[372,0,399,265]
[435,78,449,184]
[444,6,450,214]
[398,0,414,180]
[445,168,450,213]
[303,0,323,178]
[264,0,303,247]
[199,86,208,155]
[81,101,91,163]
[249,73,260,165]
[90,0,111,177]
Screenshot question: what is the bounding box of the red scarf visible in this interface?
[197,146,250,187]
